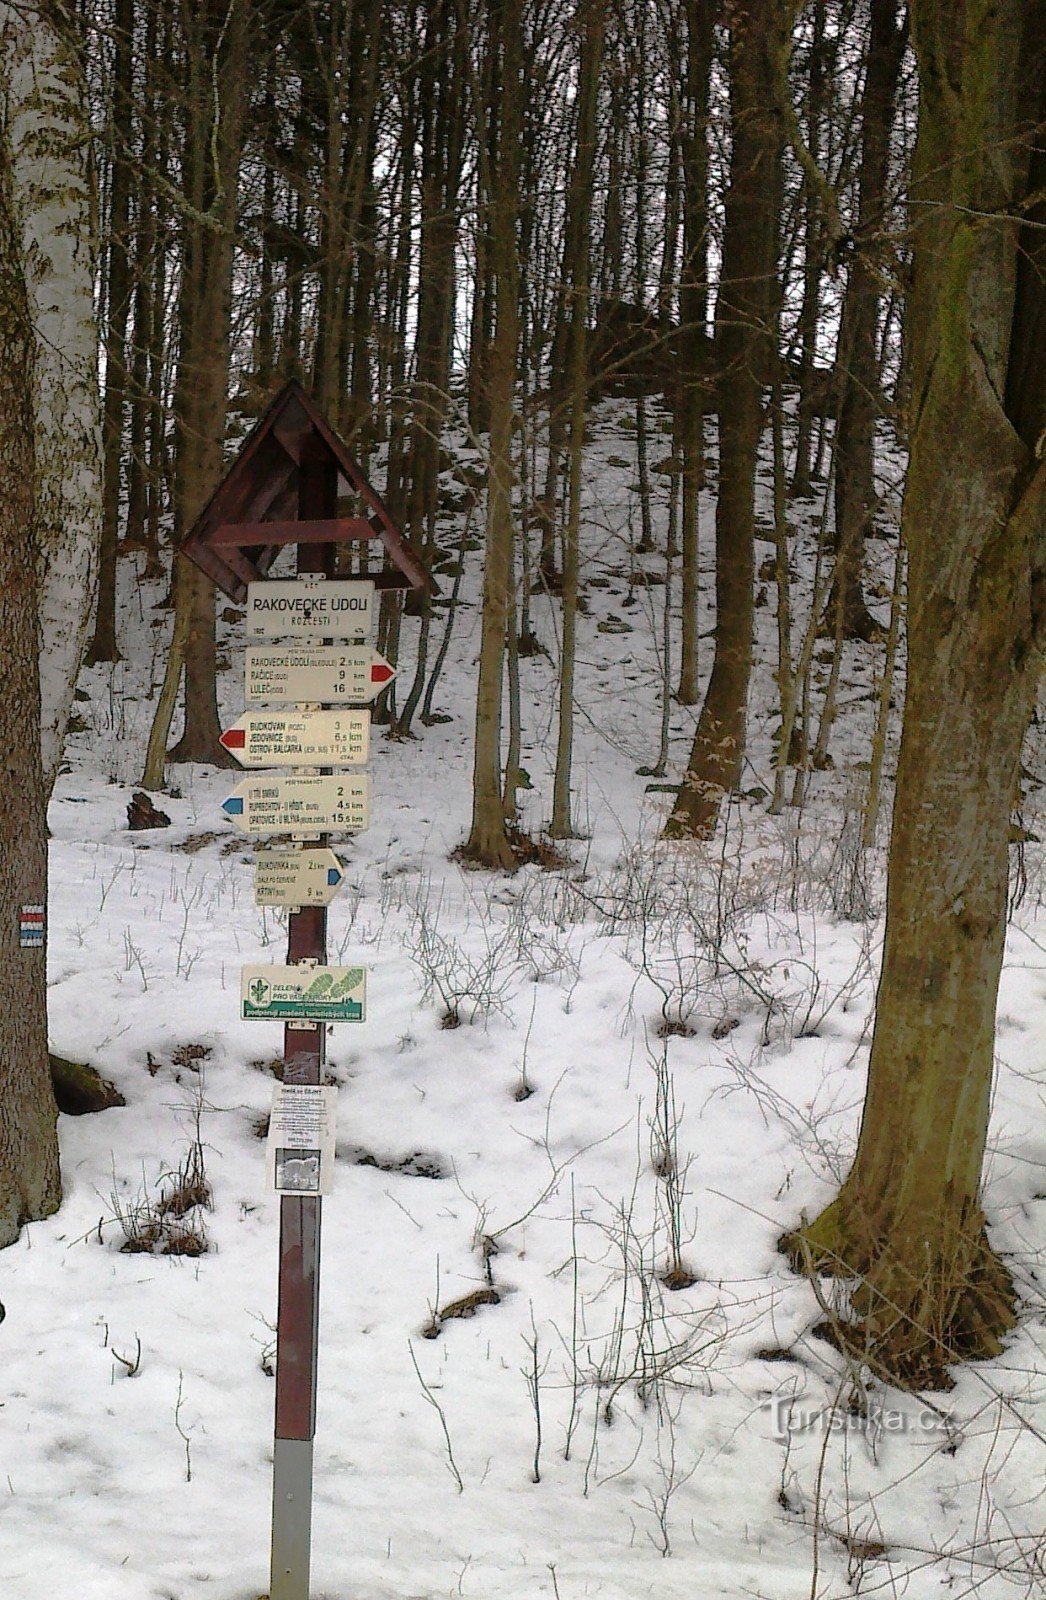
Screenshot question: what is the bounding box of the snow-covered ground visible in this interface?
[2,401,1044,1599]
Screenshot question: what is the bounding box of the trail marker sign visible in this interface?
[222,774,369,836]
[255,850,345,908]
[246,578,374,640]
[246,646,395,705]
[220,710,370,767]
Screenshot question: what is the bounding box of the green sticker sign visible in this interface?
[240,963,367,1023]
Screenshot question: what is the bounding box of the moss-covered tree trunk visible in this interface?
[786,0,1046,1386]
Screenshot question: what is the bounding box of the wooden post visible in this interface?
[270,432,337,1600]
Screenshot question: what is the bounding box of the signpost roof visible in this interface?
[181,379,434,602]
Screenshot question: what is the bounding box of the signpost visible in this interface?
[180,380,432,1600]
[220,709,370,767]
[255,849,345,909]
[222,773,370,836]
[246,645,395,705]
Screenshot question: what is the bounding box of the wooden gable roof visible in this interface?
[181,379,433,601]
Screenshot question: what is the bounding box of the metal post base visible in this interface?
[271,1437,314,1599]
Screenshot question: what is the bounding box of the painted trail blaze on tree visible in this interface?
[784,0,1046,1386]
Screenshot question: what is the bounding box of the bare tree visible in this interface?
[785,0,1046,1384]
[665,0,787,840]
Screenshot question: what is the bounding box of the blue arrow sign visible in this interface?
[223,795,245,816]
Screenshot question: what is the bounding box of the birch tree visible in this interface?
[6,3,102,796]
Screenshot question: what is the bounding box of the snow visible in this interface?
[2,400,1044,1599]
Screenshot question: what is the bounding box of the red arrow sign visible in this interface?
[370,662,394,685]
[220,727,247,751]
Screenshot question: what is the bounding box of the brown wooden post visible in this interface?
[270,431,337,1599]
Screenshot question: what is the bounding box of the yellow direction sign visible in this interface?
[222,774,369,835]
[254,849,345,908]
[245,646,396,705]
[220,710,369,767]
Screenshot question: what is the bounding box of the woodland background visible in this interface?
[0,2,1044,1594]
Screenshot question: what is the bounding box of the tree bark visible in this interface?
[160,0,249,769]
[462,0,523,869]
[549,0,605,838]
[785,0,1046,1385]
[87,0,133,665]
[7,7,102,796]
[666,0,786,840]
[0,83,60,1246]
[789,0,825,499]
[394,0,466,738]
[676,0,714,704]
[829,0,906,641]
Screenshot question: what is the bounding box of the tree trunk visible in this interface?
[462,0,523,869]
[163,0,249,769]
[0,91,60,1246]
[7,7,102,797]
[549,0,605,838]
[828,0,906,641]
[311,0,382,431]
[676,0,714,704]
[786,0,1046,1386]
[789,0,825,499]
[394,0,466,738]
[87,0,133,664]
[666,0,785,840]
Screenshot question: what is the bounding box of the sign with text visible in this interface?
[222,774,369,836]
[254,849,345,908]
[245,578,374,640]
[246,646,395,705]
[267,1085,338,1196]
[241,964,366,1023]
[220,710,370,768]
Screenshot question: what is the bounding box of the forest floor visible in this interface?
[2,398,1045,1599]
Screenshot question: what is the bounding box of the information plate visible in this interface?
[220,710,369,767]
[245,578,374,640]
[222,774,369,835]
[246,646,395,705]
[254,849,345,908]
[267,1085,338,1195]
[242,964,366,1023]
